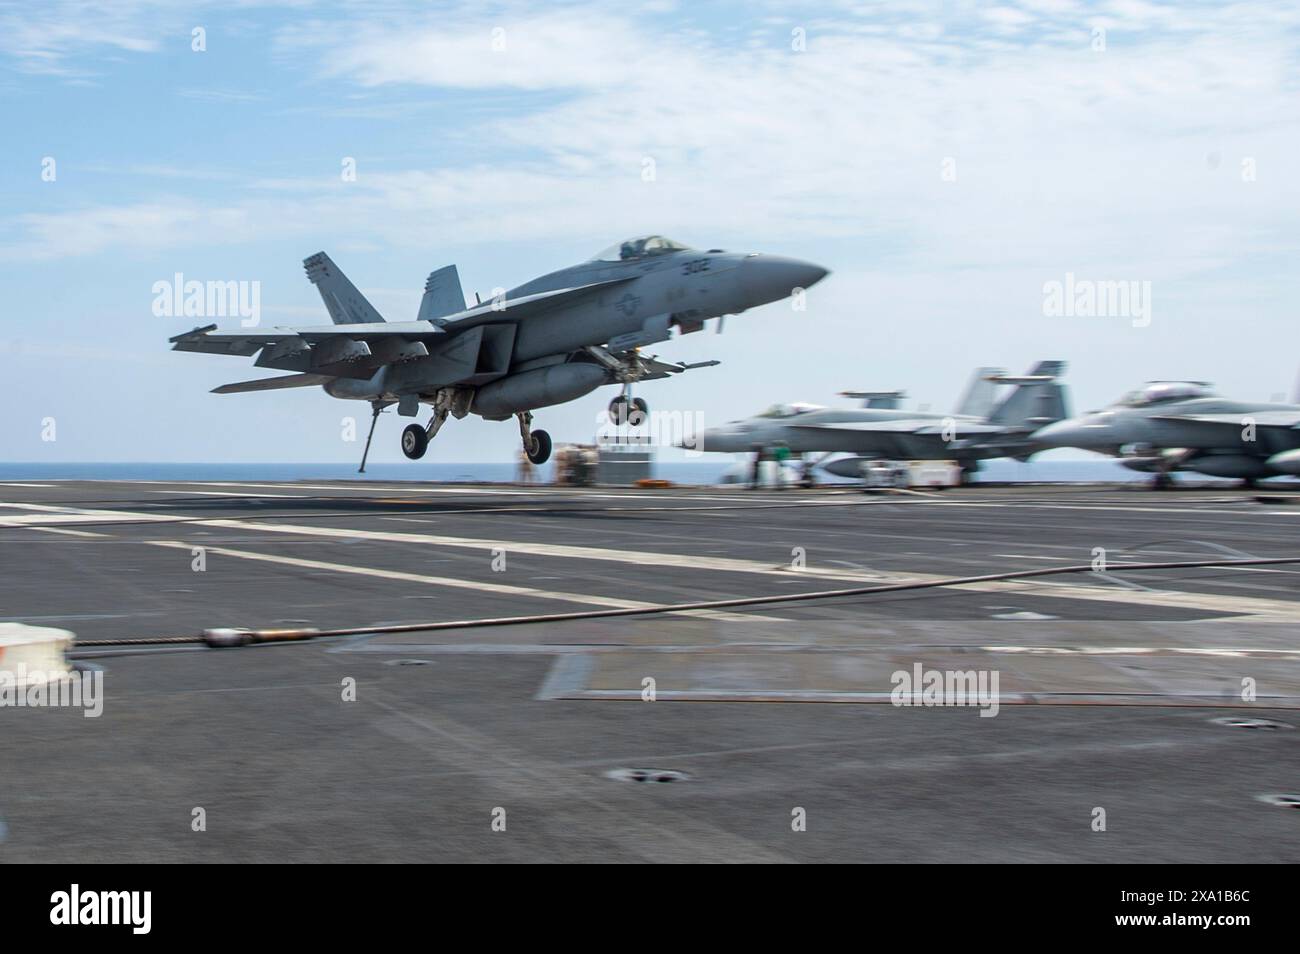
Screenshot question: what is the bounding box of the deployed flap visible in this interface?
[212,373,332,394]
[418,265,467,322]
[303,252,386,325]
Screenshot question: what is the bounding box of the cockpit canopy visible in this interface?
[1116,381,1215,408]
[756,402,823,419]
[590,235,692,262]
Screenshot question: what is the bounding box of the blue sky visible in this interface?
[2,0,1298,463]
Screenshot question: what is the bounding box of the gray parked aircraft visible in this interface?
[171,236,827,469]
[696,361,1069,483]
[1032,380,1300,487]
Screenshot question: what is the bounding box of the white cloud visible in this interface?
[7,1,1300,289]
[0,1,171,75]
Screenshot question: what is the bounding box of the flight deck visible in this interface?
[1,480,1297,863]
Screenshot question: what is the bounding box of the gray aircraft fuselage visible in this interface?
[501,251,813,364]
[1034,383,1300,479]
[323,245,827,413]
[700,407,995,459]
[173,236,829,468]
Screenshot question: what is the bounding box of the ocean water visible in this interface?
[0,457,1252,485]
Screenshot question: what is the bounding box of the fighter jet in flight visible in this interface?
[170,237,828,469]
[696,361,1069,484]
[1032,380,1300,487]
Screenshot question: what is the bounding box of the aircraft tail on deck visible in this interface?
[953,367,1003,419]
[303,252,386,325]
[986,361,1069,429]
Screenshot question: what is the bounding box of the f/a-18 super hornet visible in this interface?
[696,361,1068,484]
[171,236,828,469]
[1032,379,1300,487]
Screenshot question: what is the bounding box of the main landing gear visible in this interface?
[400,405,449,460]
[401,424,428,460]
[517,411,552,465]
[359,392,552,469]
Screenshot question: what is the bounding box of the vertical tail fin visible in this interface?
[986,361,1069,427]
[418,265,467,323]
[303,252,385,325]
[953,367,1003,419]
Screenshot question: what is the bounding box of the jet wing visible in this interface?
[169,322,446,356]
[170,276,637,357]
[795,420,1009,437]
[1156,412,1300,430]
[439,276,638,329]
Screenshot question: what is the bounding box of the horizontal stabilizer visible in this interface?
[212,373,332,394]
[840,389,906,409]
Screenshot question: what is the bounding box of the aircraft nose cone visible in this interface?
[691,425,735,452]
[742,255,829,309]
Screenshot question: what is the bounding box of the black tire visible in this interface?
[527,429,552,465]
[609,396,630,426]
[401,423,428,460]
[629,396,649,426]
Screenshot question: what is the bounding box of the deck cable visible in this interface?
[69,554,1300,649]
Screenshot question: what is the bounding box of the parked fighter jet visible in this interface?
[696,361,1069,484]
[170,237,827,469]
[1032,380,1300,487]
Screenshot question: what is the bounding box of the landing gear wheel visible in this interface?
[609,396,631,425]
[526,429,552,465]
[1152,471,1172,490]
[401,424,429,460]
[629,397,649,426]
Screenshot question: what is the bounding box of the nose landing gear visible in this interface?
[517,411,552,465]
[608,393,649,426]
